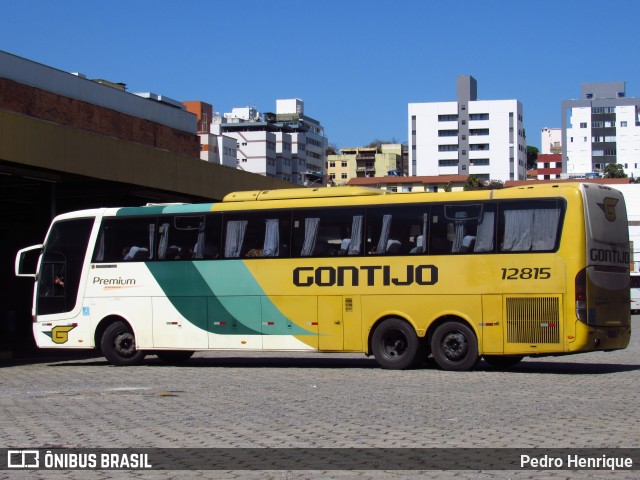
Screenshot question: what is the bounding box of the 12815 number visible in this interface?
[501,267,551,280]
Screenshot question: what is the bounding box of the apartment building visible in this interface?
[213,99,327,185]
[408,75,527,182]
[327,144,403,185]
[541,127,562,154]
[183,101,237,167]
[536,153,562,180]
[562,82,640,178]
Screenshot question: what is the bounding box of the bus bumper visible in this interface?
[571,321,631,352]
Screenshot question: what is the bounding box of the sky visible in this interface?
[2,0,640,150]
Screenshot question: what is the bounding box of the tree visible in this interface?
[463,175,504,191]
[365,138,400,149]
[463,175,485,191]
[326,143,339,156]
[526,146,539,170]
[603,163,627,178]
[486,180,505,190]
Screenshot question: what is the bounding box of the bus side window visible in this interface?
[429,206,453,254]
[202,215,222,260]
[365,206,428,255]
[223,212,290,258]
[93,217,157,263]
[499,201,563,252]
[293,209,364,257]
[156,215,217,260]
[430,204,496,254]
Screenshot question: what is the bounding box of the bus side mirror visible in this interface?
[15,244,43,278]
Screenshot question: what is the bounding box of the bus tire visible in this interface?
[101,321,146,366]
[483,355,523,369]
[156,350,194,364]
[430,321,479,371]
[371,318,420,370]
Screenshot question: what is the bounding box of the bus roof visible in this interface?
[50,182,617,220]
[222,186,388,202]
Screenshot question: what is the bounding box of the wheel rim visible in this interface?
[113,331,136,358]
[382,329,408,358]
[440,331,468,361]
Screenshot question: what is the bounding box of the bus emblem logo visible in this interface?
[46,325,77,344]
[598,197,618,222]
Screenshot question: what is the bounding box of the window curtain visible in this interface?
[502,209,534,251]
[375,214,392,254]
[532,208,561,250]
[474,211,495,252]
[193,229,206,259]
[158,223,170,259]
[263,219,280,257]
[451,211,467,253]
[348,215,363,255]
[301,218,320,256]
[224,220,248,258]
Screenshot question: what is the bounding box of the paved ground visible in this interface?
[1,318,639,480]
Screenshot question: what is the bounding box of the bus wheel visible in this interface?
[430,321,479,371]
[101,321,146,366]
[156,351,194,364]
[483,355,523,369]
[371,318,420,369]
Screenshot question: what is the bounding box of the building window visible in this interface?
[469,113,489,121]
[438,129,458,137]
[341,173,348,179]
[341,161,348,167]
[580,122,587,128]
[438,114,458,121]
[329,161,335,168]
[438,145,458,152]
[438,160,459,167]
[621,121,628,127]
[469,144,489,151]
[470,159,490,166]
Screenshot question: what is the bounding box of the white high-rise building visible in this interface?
[408,76,527,182]
[218,98,327,185]
[562,82,640,178]
[541,127,562,154]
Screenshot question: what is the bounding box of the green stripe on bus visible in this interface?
[116,204,216,216]
[145,261,313,336]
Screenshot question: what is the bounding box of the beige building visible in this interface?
[347,174,468,192]
[327,144,403,185]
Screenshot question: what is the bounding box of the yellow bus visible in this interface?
[15,183,631,370]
